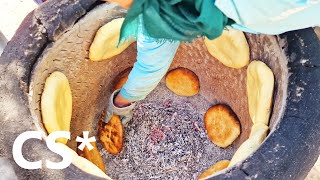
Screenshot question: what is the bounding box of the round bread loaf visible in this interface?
[165,67,200,97]
[204,104,241,148]
[99,115,124,155]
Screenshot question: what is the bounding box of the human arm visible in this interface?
[215,0,320,34]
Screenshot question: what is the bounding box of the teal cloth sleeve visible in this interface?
[119,0,320,101]
[119,18,180,101]
[215,0,320,34]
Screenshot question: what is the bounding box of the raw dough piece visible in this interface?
[99,115,123,155]
[166,67,200,97]
[250,123,269,138]
[229,125,268,167]
[77,140,106,173]
[198,160,230,180]
[204,104,241,148]
[56,143,111,179]
[247,60,274,125]
[41,71,72,144]
[204,28,249,69]
[89,18,135,61]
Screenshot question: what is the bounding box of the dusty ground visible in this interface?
[0,1,319,179]
[0,0,37,40]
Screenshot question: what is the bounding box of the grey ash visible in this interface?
[99,84,236,180]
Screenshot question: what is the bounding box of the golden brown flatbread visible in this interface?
[77,139,106,173]
[165,67,200,97]
[99,115,123,155]
[113,75,128,91]
[56,143,111,179]
[89,18,135,61]
[198,160,230,179]
[41,71,72,144]
[204,28,249,69]
[112,68,132,91]
[204,104,241,148]
[247,60,274,125]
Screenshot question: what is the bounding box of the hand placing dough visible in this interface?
[204,28,249,69]
[89,18,135,61]
[247,61,274,125]
[41,71,72,144]
[198,160,230,180]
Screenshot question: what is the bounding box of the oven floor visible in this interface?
[98,83,236,179]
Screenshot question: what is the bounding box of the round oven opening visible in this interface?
[28,3,288,179]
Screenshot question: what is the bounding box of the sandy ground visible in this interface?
[0,0,37,40]
[0,0,319,179]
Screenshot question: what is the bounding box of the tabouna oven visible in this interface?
[0,1,319,179]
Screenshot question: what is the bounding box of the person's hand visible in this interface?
[102,0,134,9]
[104,89,135,125]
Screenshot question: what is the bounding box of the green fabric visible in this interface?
[119,0,230,44]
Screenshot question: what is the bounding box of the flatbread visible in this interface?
[166,67,200,97]
[112,68,131,91]
[56,143,111,179]
[198,160,230,179]
[229,125,268,167]
[77,140,106,173]
[99,115,123,155]
[41,71,72,144]
[113,75,128,91]
[250,123,269,138]
[204,104,241,148]
[204,28,249,69]
[89,18,135,61]
[247,60,274,125]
